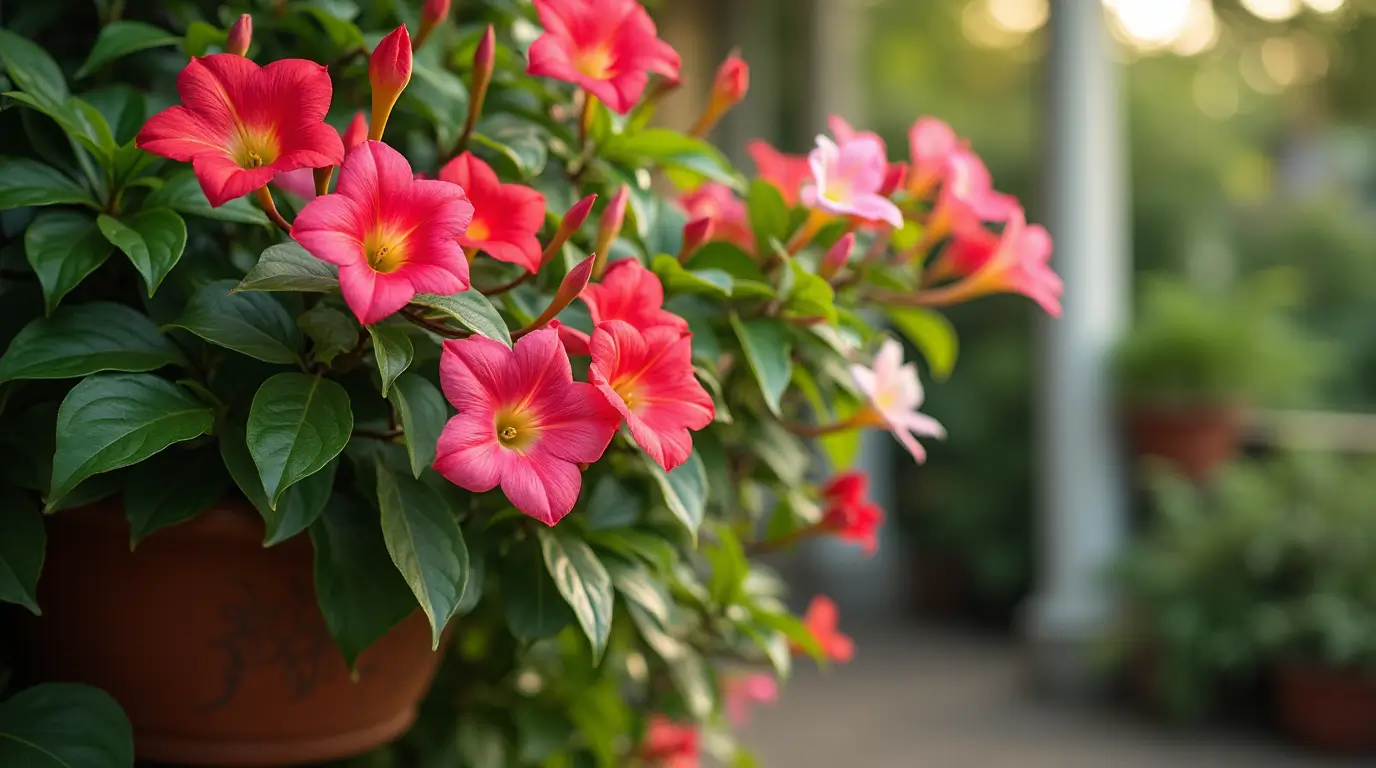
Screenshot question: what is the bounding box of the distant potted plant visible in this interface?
[1113,270,1329,482]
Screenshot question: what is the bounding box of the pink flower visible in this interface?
[227,14,252,57]
[907,117,959,198]
[369,25,413,140]
[747,139,811,207]
[723,673,778,726]
[526,0,681,114]
[850,339,945,464]
[818,232,854,281]
[679,182,752,251]
[589,320,713,472]
[797,596,854,663]
[691,50,749,136]
[827,114,886,151]
[342,112,369,151]
[291,141,474,325]
[433,328,622,525]
[438,152,547,273]
[944,207,1063,317]
[927,148,1018,242]
[821,471,884,555]
[136,55,343,207]
[800,135,903,229]
[640,716,699,768]
[580,259,689,333]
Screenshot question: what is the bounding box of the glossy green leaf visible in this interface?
[644,450,708,538]
[730,315,792,416]
[388,373,448,479]
[236,241,339,293]
[23,210,113,314]
[0,486,44,614]
[887,306,959,381]
[584,474,643,530]
[83,84,147,146]
[368,324,413,397]
[784,261,838,323]
[537,528,614,661]
[472,115,548,179]
[689,242,773,297]
[247,373,352,506]
[586,529,680,576]
[311,494,418,668]
[6,92,117,162]
[183,21,226,58]
[405,64,469,148]
[409,292,511,346]
[124,445,228,546]
[0,157,93,211]
[0,683,134,767]
[143,169,271,225]
[0,30,68,109]
[753,607,825,664]
[603,556,670,629]
[219,424,335,546]
[502,538,574,641]
[76,21,181,78]
[48,373,213,506]
[705,524,748,606]
[746,179,789,251]
[171,279,301,364]
[603,129,739,188]
[650,254,733,298]
[97,209,187,296]
[376,465,469,647]
[298,305,357,366]
[0,303,183,383]
[626,604,715,720]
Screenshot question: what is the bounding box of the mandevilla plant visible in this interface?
[0,0,1061,765]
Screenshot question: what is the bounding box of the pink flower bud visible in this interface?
[690,50,749,137]
[342,112,368,151]
[227,14,252,57]
[880,162,908,198]
[461,25,496,144]
[517,253,597,337]
[369,25,412,141]
[819,232,855,281]
[679,216,714,264]
[416,0,452,48]
[592,185,630,277]
[541,194,598,269]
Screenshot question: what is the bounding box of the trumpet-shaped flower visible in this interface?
[439,152,547,273]
[580,259,689,333]
[680,183,753,250]
[798,595,854,663]
[590,320,713,472]
[821,471,884,555]
[927,148,1019,241]
[944,207,1063,317]
[800,135,904,229]
[747,139,811,207]
[907,117,959,198]
[291,141,474,325]
[640,716,699,768]
[434,328,621,525]
[273,112,370,200]
[850,339,945,464]
[526,0,681,114]
[136,55,344,207]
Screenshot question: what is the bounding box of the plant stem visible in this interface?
[401,308,471,339]
[255,186,292,233]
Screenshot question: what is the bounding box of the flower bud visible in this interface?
[679,216,714,264]
[369,25,413,142]
[592,185,630,278]
[819,232,855,281]
[541,194,597,268]
[690,50,749,137]
[517,253,596,337]
[343,112,369,151]
[416,0,452,49]
[227,14,252,57]
[458,25,496,151]
[880,162,908,198]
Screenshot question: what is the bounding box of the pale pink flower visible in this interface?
[723,673,779,726]
[850,339,945,463]
[907,117,960,198]
[800,135,903,229]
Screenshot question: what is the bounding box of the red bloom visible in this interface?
[679,183,753,251]
[943,206,1063,317]
[137,55,343,207]
[438,152,547,273]
[927,148,1018,242]
[434,329,621,524]
[526,0,681,114]
[291,141,474,325]
[821,471,884,555]
[342,112,369,151]
[580,259,689,333]
[799,595,854,663]
[747,139,811,207]
[640,716,699,768]
[589,320,713,472]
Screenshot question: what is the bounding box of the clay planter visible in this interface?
[1125,403,1244,483]
[1275,663,1376,754]
[21,501,441,767]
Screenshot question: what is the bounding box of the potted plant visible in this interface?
[0,0,1059,764]
[1112,271,1329,482]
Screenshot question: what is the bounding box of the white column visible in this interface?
[1025,0,1130,691]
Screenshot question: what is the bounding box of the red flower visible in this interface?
[679,183,753,251]
[943,206,1063,317]
[927,148,1019,242]
[291,141,474,324]
[747,139,811,207]
[799,595,854,663]
[580,259,689,333]
[821,471,884,555]
[342,112,369,151]
[438,152,547,273]
[137,55,344,207]
[907,117,959,199]
[640,716,699,768]
[434,329,621,525]
[527,0,681,114]
[723,673,778,727]
[589,320,713,472]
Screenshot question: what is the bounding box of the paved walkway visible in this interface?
[743,623,1365,768]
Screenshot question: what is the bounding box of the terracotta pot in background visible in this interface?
[1125,403,1245,483]
[21,501,441,767]
[1275,663,1376,754]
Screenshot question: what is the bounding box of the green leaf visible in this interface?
[502,538,574,641]
[183,21,226,58]
[0,486,44,614]
[783,261,838,323]
[123,445,228,546]
[405,64,469,149]
[97,209,187,296]
[236,241,339,293]
[746,179,789,252]
[143,169,271,225]
[625,605,715,720]
[0,302,184,383]
[49,373,213,506]
[604,556,670,629]
[170,279,301,364]
[76,21,181,78]
[603,129,739,188]
[367,324,412,397]
[299,5,365,55]
[6,93,118,162]
[0,30,68,109]
[584,474,643,530]
[388,373,447,479]
[311,494,418,668]
[887,306,959,381]
[705,524,748,606]
[83,84,146,146]
[23,210,113,314]
[753,608,826,664]
[650,255,733,298]
[0,683,134,767]
[586,529,679,575]
[298,305,357,366]
[247,373,353,506]
[219,423,335,546]
[409,292,511,346]
[730,315,792,416]
[644,450,708,538]
[472,115,548,179]
[537,528,614,662]
[376,465,469,647]
[0,157,93,211]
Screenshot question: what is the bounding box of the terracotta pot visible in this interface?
[1125,403,1244,483]
[21,501,441,767]
[1275,663,1376,754]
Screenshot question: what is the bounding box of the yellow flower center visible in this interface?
[466,218,491,242]
[231,128,280,170]
[364,228,407,273]
[495,408,536,451]
[612,378,639,411]
[575,45,615,80]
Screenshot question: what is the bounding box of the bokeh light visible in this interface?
[986,0,1048,33]
[1171,0,1219,56]
[1108,0,1193,49]
[1240,0,1302,22]
[1301,0,1346,13]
